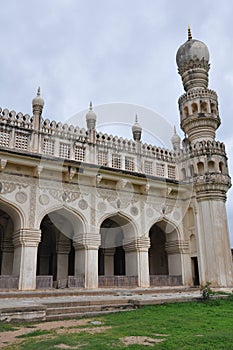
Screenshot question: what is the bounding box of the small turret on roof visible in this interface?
[132,114,142,141]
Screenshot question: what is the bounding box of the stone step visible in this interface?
[0,287,198,299]
[46,303,134,316]
[44,298,130,309]
[46,308,136,321]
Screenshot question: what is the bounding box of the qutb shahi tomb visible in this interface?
[0,29,232,291]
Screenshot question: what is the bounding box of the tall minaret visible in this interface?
[176,27,220,144]
[176,28,233,287]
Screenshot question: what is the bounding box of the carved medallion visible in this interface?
[130,206,138,216]
[97,202,107,212]
[146,208,154,218]
[39,194,50,205]
[15,191,27,204]
[78,199,88,210]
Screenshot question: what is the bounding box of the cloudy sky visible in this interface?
[1,0,233,244]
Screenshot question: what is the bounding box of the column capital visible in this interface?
[56,241,71,254]
[165,240,189,254]
[1,239,14,252]
[13,229,41,248]
[73,233,100,250]
[103,248,116,256]
[124,237,150,252]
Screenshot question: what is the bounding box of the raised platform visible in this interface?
[1,286,230,323]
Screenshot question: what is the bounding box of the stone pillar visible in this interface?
[73,233,100,289]
[0,216,14,275]
[165,240,190,284]
[37,253,50,275]
[1,239,14,275]
[12,229,41,290]
[196,192,233,286]
[56,239,71,280]
[103,248,115,275]
[124,237,150,288]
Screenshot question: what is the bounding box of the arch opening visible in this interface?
[149,224,168,275]
[191,103,198,114]
[219,161,224,174]
[98,213,137,287]
[0,208,16,288]
[208,160,215,172]
[197,162,204,175]
[37,208,84,289]
[149,220,182,287]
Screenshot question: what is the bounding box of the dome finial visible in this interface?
[86,101,96,130]
[32,86,44,112]
[188,25,192,40]
[132,114,142,141]
[171,125,181,151]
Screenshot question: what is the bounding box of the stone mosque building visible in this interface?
[0,29,232,291]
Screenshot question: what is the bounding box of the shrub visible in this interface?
[200,281,212,300]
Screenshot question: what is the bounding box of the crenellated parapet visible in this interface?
[41,118,87,141]
[0,108,33,129]
[0,103,178,182]
[177,139,231,186]
[179,140,227,159]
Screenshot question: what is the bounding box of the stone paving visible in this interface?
[0,287,201,309]
[0,287,231,322]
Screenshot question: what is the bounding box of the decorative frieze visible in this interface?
[0,176,29,195]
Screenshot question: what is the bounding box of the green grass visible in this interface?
[1,296,233,349]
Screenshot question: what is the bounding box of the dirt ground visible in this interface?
[0,319,101,348]
[0,319,168,348]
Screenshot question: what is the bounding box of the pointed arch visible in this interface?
[0,199,22,280]
[0,198,25,231]
[148,217,183,286]
[37,204,87,235]
[37,205,86,287]
[98,210,138,240]
[98,211,138,282]
[146,215,182,240]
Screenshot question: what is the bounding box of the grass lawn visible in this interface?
[1,296,233,349]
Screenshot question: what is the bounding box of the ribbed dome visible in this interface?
[176,28,210,91]
[171,126,181,150]
[132,115,142,141]
[86,101,97,130]
[176,38,209,69]
[132,115,142,133]
[86,101,97,121]
[32,87,44,107]
[171,127,181,144]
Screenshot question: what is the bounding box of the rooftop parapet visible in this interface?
[0,105,178,181]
